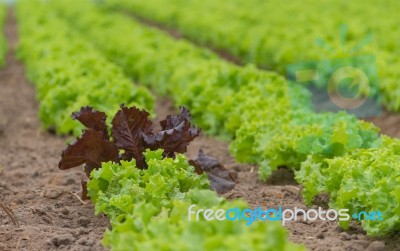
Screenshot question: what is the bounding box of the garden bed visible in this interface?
[1,10,399,251]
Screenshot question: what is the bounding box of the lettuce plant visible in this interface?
[296,136,400,235]
[88,150,305,251]
[59,105,236,196]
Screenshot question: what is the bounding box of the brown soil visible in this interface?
[0,8,399,251]
[367,113,400,138]
[0,11,108,251]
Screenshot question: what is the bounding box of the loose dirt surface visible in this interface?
[367,113,400,138]
[0,11,108,251]
[1,8,400,251]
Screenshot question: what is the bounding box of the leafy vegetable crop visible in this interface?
[88,152,305,250]
[296,136,400,235]
[45,0,400,236]
[48,0,380,177]
[55,104,303,250]
[59,105,199,192]
[16,2,154,135]
[59,105,236,196]
[18,0,400,238]
[105,0,400,112]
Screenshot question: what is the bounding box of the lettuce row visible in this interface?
[233,111,380,180]
[15,1,155,135]
[45,0,299,139]
[88,150,305,250]
[296,136,400,235]
[0,3,7,67]
[44,0,400,235]
[48,0,380,176]
[104,0,400,111]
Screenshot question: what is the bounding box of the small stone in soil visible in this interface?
[78,216,90,227]
[54,201,64,208]
[45,189,63,199]
[353,240,371,248]
[357,234,366,240]
[61,207,69,215]
[25,193,35,200]
[50,234,75,246]
[78,237,87,246]
[340,232,351,241]
[77,227,90,235]
[366,241,385,251]
[316,232,324,239]
[65,178,76,185]
[345,243,365,251]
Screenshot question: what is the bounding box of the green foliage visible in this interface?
[105,0,400,112]
[296,136,400,236]
[87,149,210,216]
[16,1,306,248]
[44,0,295,138]
[27,0,400,237]
[16,1,154,135]
[88,150,305,251]
[233,110,380,179]
[103,198,305,251]
[0,3,7,67]
[48,0,380,175]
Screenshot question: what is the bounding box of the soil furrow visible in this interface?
[0,10,108,251]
